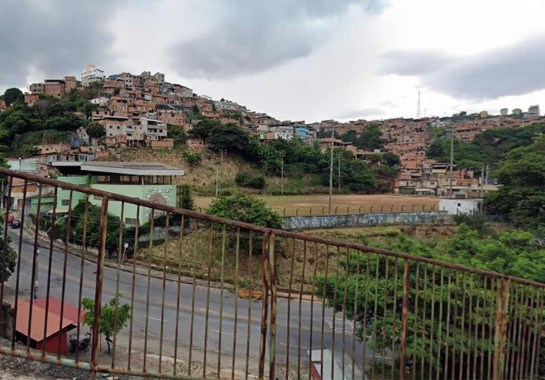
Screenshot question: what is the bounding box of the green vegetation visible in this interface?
[86,121,105,139]
[167,124,186,146]
[485,135,545,230]
[207,194,282,229]
[0,90,99,157]
[317,222,545,377]
[1,88,24,106]
[0,235,16,282]
[427,123,545,172]
[82,294,131,354]
[235,171,266,189]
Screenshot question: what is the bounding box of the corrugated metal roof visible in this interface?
[13,298,85,342]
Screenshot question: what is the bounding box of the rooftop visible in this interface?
[51,161,185,176]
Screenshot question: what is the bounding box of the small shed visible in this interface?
[13,297,86,356]
[439,198,482,215]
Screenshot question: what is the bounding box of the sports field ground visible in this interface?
[195,194,438,216]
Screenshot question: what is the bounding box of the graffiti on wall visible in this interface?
[282,212,453,230]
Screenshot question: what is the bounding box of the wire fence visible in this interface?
[0,168,543,379]
[196,203,439,217]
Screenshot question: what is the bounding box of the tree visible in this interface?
[354,124,383,151]
[82,294,131,354]
[86,122,105,139]
[2,88,24,106]
[0,235,16,282]
[167,124,186,146]
[189,119,220,140]
[317,226,545,378]
[321,157,376,192]
[207,194,281,229]
[484,135,545,229]
[382,152,400,167]
[206,123,249,153]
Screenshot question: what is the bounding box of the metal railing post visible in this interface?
[399,259,410,380]
[258,231,271,379]
[90,197,108,379]
[268,233,277,380]
[493,278,510,380]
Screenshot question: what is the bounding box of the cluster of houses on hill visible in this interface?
[2,64,543,201]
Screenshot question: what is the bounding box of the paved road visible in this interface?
[5,229,382,376]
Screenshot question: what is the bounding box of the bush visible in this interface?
[235,171,266,189]
[182,150,202,167]
[207,194,281,229]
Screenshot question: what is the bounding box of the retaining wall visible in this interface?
[282,211,452,230]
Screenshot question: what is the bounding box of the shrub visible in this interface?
[235,171,266,189]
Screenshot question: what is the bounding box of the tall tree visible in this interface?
[485,135,545,229]
[2,88,24,106]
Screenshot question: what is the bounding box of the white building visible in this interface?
[274,126,294,140]
[81,64,105,86]
[439,198,482,215]
[528,105,540,116]
[140,118,167,141]
[214,100,238,111]
[90,96,109,106]
[500,108,508,116]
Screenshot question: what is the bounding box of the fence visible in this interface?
[197,203,439,217]
[0,167,543,379]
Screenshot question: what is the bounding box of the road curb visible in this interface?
[22,226,316,302]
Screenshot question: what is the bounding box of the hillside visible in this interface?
[102,147,330,196]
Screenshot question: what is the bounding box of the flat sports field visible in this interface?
[195,194,438,216]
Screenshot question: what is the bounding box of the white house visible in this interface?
[439,198,482,215]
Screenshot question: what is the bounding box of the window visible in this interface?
[93,195,102,201]
[124,217,138,226]
[61,199,70,206]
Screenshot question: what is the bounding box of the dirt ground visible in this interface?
[196,194,438,216]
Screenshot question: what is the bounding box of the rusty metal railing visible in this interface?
[0,168,543,379]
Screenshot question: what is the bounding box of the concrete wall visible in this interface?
[56,176,88,210]
[439,198,482,215]
[56,177,177,225]
[90,184,176,225]
[282,212,452,230]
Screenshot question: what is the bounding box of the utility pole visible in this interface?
[449,123,454,198]
[215,149,226,197]
[485,164,489,186]
[338,151,341,193]
[328,126,335,214]
[480,165,484,198]
[280,152,285,195]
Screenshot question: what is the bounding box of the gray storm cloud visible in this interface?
[169,0,389,79]
[0,0,119,89]
[381,35,545,101]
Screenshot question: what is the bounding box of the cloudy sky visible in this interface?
[2,0,545,122]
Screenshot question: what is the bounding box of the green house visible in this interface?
[51,161,185,225]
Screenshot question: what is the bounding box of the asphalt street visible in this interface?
[5,228,382,376]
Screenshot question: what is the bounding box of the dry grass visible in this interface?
[196,194,439,215]
[139,224,456,294]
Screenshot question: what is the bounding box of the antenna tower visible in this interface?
[417,90,421,119]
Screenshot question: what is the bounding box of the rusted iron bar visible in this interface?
[90,196,109,379]
[399,259,410,380]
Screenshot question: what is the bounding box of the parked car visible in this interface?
[10,220,21,229]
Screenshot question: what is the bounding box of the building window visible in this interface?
[124,217,138,226]
[61,199,70,206]
[93,195,102,201]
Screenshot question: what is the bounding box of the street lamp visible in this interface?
[45,214,68,234]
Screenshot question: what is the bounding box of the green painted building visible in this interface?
[51,161,184,225]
